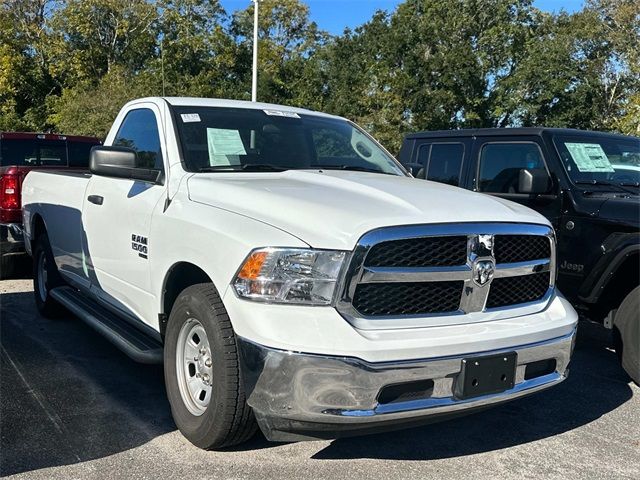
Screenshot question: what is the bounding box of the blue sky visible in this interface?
[219,0,585,35]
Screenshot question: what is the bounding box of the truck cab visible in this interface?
[401,128,639,382]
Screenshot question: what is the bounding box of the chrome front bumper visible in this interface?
[238,329,576,442]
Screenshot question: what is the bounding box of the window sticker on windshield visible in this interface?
[263,109,301,119]
[207,128,246,165]
[565,143,615,173]
[180,113,201,123]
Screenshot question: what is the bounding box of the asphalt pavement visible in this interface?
[1,278,639,480]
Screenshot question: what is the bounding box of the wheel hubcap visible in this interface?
[176,318,213,416]
[37,251,48,303]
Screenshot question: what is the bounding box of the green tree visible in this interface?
[48,65,159,137]
[303,11,409,151]
[0,0,57,131]
[46,0,159,85]
[1,0,638,141]
[590,0,640,135]
[303,1,542,153]
[230,0,327,103]
[156,0,242,98]
[492,0,639,132]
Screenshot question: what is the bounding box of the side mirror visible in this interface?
[90,146,162,184]
[403,162,425,178]
[518,168,550,194]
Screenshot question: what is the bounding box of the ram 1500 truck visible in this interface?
[22,98,578,449]
[400,128,639,384]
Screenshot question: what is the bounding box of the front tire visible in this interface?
[164,283,257,449]
[33,234,65,318]
[613,286,640,385]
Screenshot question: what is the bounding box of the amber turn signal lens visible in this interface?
[237,251,268,280]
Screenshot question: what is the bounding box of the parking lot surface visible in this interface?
[1,278,639,480]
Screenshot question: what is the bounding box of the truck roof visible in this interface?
[134,97,344,121]
[405,127,638,141]
[0,132,102,143]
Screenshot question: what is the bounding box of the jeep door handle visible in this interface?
[87,195,104,205]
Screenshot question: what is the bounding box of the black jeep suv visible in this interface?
[401,128,639,383]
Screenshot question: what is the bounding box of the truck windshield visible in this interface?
[553,134,640,187]
[171,106,406,176]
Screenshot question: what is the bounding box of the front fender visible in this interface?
[578,232,640,304]
[149,194,309,322]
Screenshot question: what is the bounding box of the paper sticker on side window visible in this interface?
[263,109,301,119]
[565,143,615,173]
[207,128,246,166]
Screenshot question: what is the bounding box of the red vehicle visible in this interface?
[0,132,102,278]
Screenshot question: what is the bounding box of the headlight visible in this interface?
[233,248,347,305]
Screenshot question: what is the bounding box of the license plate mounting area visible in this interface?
[455,352,517,400]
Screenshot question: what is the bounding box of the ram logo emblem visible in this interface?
[473,260,495,287]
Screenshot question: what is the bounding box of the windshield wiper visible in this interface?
[313,164,389,175]
[197,163,289,173]
[575,180,638,195]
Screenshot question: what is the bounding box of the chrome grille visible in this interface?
[486,271,551,309]
[364,236,467,267]
[353,281,463,316]
[494,235,551,263]
[337,223,555,328]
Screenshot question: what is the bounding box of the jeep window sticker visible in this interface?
[565,142,615,173]
[131,234,148,259]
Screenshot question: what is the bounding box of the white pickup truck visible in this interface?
[22,97,578,449]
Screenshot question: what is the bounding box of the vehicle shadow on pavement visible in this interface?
[0,290,176,477]
[1,287,634,474]
[312,322,634,461]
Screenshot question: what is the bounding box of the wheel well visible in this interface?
[161,262,213,336]
[597,252,640,318]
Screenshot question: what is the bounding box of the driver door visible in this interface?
[81,105,167,323]
[471,137,562,228]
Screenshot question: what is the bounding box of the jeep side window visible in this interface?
[415,143,464,186]
[113,109,163,170]
[427,143,464,186]
[478,142,545,193]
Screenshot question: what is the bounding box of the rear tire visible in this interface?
[33,234,65,318]
[164,283,257,449]
[613,286,640,385]
[0,255,17,279]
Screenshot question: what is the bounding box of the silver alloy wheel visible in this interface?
[37,250,48,303]
[176,318,214,416]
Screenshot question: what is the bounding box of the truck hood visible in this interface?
[598,195,640,227]
[187,170,550,250]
